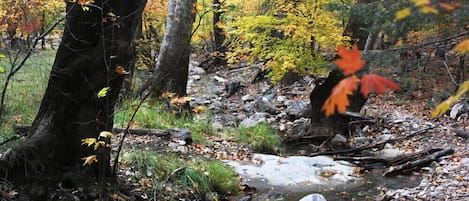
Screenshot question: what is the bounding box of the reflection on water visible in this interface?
[283,169,422,201]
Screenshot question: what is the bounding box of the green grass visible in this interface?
[122,150,240,199]
[235,123,282,154]
[0,49,55,150]
[114,99,211,144]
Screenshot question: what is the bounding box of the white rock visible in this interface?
[224,154,361,192]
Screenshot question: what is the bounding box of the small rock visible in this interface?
[255,96,280,115]
[241,94,255,102]
[211,122,224,130]
[286,101,308,120]
[168,129,192,145]
[378,134,394,142]
[192,75,201,80]
[299,193,327,201]
[191,66,206,74]
[330,134,347,147]
[214,75,227,83]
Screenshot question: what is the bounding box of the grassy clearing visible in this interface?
[0,49,55,150]
[234,123,282,154]
[114,99,212,144]
[122,150,240,200]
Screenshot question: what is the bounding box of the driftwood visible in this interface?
[383,148,454,176]
[310,124,438,157]
[112,127,169,136]
[334,148,449,169]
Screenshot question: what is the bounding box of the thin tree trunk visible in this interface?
[150,0,197,97]
[0,0,146,187]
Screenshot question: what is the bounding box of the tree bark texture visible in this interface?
[151,0,197,97]
[309,70,367,138]
[0,0,146,184]
[213,0,226,53]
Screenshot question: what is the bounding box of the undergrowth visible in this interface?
[0,50,54,150]
[114,99,212,144]
[122,150,240,200]
[234,123,282,154]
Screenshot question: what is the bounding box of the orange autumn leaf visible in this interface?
[334,45,365,76]
[322,76,360,116]
[360,74,400,98]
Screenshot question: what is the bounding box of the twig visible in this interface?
[391,31,469,52]
[442,55,459,87]
[383,148,454,176]
[0,16,66,117]
[310,124,438,157]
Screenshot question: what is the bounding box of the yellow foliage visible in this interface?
[99,131,113,138]
[395,8,411,20]
[82,155,98,166]
[453,39,469,55]
[81,138,97,147]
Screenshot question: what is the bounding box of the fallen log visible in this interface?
[310,124,438,157]
[383,148,454,176]
[13,124,191,142]
[112,127,169,136]
[334,148,445,170]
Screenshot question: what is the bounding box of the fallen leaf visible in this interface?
[192,105,208,113]
[161,91,176,99]
[453,39,469,55]
[395,8,411,20]
[411,0,429,7]
[419,5,438,14]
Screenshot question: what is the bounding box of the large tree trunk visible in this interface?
[151,0,197,97]
[309,70,367,139]
[0,0,146,188]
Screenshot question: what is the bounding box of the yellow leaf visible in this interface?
[453,39,469,55]
[432,99,451,118]
[411,0,429,7]
[161,91,176,99]
[82,155,98,166]
[192,105,208,113]
[395,8,411,20]
[97,87,110,98]
[94,141,105,151]
[169,96,192,105]
[99,131,113,138]
[419,6,438,14]
[81,138,97,147]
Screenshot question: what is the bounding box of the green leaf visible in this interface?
[0,54,5,59]
[97,87,110,98]
[0,66,5,73]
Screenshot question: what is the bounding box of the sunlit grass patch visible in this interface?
[121,150,240,199]
[235,123,282,154]
[114,100,211,144]
[0,49,55,150]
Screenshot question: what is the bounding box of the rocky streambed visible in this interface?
[183,60,469,201]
